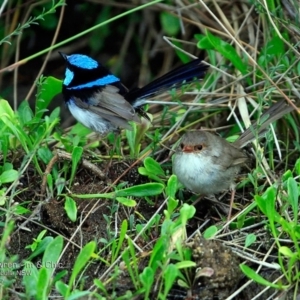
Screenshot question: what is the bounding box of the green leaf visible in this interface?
[55,280,68,297]
[37,147,54,164]
[160,12,180,36]
[279,246,295,258]
[0,169,18,184]
[0,99,15,120]
[93,279,107,294]
[287,177,299,223]
[36,267,50,300]
[144,157,165,176]
[70,183,164,200]
[138,167,164,183]
[70,146,83,186]
[166,175,178,199]
[112,220,128,262]
[28,236,54,260]
[195,34,214,50]
[261,35,284,56]
[12,204,30,215]
[198,30,247,74]
[125,121,138,157]
[116,197,136,207]
[64,196,77,222]
[282,169,293,182]
[175,261,196,269]
[18,101,33,124]
[22,262,39,298]
[255,186,279,222]
[245,233,256,248]
[162,264,179,296]
[240,264,287,289]
[115,183,164,197]
[179,203,196,226]
[140,266,154,297]
[36,76,62,119]
[166,197,179,217]
[67,241,96,295]
[67,291,91,300]
[203,225,218,239]
[295,158,300,176]
[42,236,64,277]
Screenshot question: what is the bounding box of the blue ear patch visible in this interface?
[67,74,120,90]
[64,68,74,86]
[67,54,98,69]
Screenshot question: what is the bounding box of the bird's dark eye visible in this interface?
[194,144,203,151]
[180,143,184,150]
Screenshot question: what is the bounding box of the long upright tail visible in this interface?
[125,58,208,107]
[236,100,295,148]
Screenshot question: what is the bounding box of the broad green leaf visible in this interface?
[166,197,179,216]
[144,157,165,176]
[160,12,180,36]
[261,35,284,56]
[42,236,64,277]
[195,34,214,50]
[0,99,15,120]
[22,262,39,297]
[163,264,179,296]
[140,266,154,298]
[203,225,218,239]
[245,233,256,248]
[179,203,196,225]
[0,169,18,183]
[36,267,50,300]
[55,280,68,297]
[13,204,30,215]
[28,236,54,261]
[166,175,178,198]
[175,261,196,269]
[37,147,53,164]
[18,101,33,124]
[64,196,77,222]
[206,30,247,74]
[197,30,247,74]
[279,246,294,258]
[116,197,136,207]
[36,76,62,119]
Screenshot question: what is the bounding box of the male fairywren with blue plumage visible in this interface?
[60,52,208,135]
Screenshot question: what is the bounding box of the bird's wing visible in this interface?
[74,85,141,129]
[211,135,248,169]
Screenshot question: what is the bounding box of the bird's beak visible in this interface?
[59,51,68,61]
[182,145,194,153]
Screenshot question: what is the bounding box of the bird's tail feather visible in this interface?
[125,59,208,107]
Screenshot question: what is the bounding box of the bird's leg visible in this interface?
[227,183,236,221]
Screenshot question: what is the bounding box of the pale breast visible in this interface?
[173,152,240,195]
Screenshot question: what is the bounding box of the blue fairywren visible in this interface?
[60,52,208,134]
